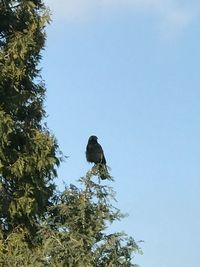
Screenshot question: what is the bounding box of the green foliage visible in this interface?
[0,1,142,266]
[36,171,142,267]
[0,229,42,266]
[0,171,142,266]
[0,0,60,238]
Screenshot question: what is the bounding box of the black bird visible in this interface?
[86,135,108,179]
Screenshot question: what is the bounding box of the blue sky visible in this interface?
[43,1,200,266]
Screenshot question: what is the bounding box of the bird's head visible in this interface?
[88,135,98,143]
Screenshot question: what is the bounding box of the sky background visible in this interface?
[43,1,200,266]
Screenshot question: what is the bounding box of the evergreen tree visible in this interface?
[0,1,142,266]
[0,170,142,266]
[39,170,142,266]
[0,0,60,238]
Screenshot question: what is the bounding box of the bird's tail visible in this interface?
[98,163,109,180]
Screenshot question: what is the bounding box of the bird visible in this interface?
[86,135,108,179]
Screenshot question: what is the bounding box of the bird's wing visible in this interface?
[95,143,106,164]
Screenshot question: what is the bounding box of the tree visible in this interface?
[0,170,142,266]
[0,0,60,239]
[0,1,142,266]
[39,170,142,266]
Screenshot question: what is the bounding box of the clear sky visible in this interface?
[43,1,200,266]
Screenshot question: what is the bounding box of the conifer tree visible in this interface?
[0,0,60,238]
[0,1,142,266]
[39,170,142,267]
[0,171,142,266]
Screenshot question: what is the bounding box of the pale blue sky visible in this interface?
[43,1,200,266]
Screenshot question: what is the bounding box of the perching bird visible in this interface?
[86,135,108,179]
